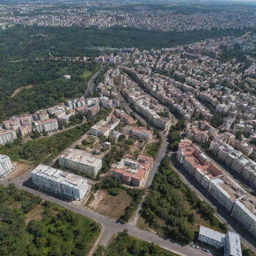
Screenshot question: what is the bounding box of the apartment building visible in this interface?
[115,109,136,125]
[112,154,153,186]
[198,226,242,256]
[210,140,256,190]
[198,226,225,248]
[34,118,59,133]
[123,126,153,142]
[31,164,89,200]
[0,130,17,145]
[178,139,256,238]
[0,154,13,177]
[89,116,120,138]
[59,149,102,177]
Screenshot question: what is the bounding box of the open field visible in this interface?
[87,189,132,219]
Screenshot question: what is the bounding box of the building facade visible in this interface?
[0,154,13,177]
[31,164,88,200]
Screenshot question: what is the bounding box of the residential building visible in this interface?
[112,154,153,187]
[0,130,17,145]
[34,118,58,133]
[198,226,242,256]
[0,154,13,177]
[31,164,89,200]
[59,149,102,177]
[123,126,153,142]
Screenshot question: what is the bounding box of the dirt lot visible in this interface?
[87,189,132,219]
[7,161,34,179]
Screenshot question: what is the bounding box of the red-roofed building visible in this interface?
[112,154,153,187]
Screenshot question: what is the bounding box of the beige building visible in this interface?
[59,149,102,177]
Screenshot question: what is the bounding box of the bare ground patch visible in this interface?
[25,205,44,224]
[11,85,34,97]
[87,189,132,219]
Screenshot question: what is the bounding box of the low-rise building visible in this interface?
[31,164,89,200]
[59,149,102,177]
[0,154,13,177]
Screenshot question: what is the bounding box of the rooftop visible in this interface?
[60,149,102,167]
[199,226,225,243]
[32,164,87,189]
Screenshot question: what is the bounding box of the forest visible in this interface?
[0,185,100,256]
[94,230,179,256]
[0,60,99,121]
[141,158,226,244]
[0,25,251,62]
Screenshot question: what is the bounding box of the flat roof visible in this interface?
[199,226,225,243]
[32,164,87,189]
[226,232,242,256]
[60,149,102,167]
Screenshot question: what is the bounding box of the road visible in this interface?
[1,172,208,256]
[84,68,102,97]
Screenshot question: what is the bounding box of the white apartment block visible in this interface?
[198,226,225,248]
[0,154,13,177]
[0,130,17,145]
[34,118,58,133]
[198,226,242,256]
[59,149,102,177]
[224,232,242,256]
[31,164,88,200]
[231,200,256,237]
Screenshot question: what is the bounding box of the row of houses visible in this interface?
[177,139,256,238]
[0,96,104,145]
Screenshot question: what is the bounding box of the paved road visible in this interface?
[85,68,102,97]
[1,173,208,256]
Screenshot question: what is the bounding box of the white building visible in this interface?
[198,226,225,248]
[34,119,58,133]
[0,130,17,145]
[224,232,242,256]
[59,149,102,177]
[31,164,88,200]
[198,226,242,256]
[0,154,13,177]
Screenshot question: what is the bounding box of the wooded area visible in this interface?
[0,185,100,256]
[0,61,99,121]
[141,158,226,244]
